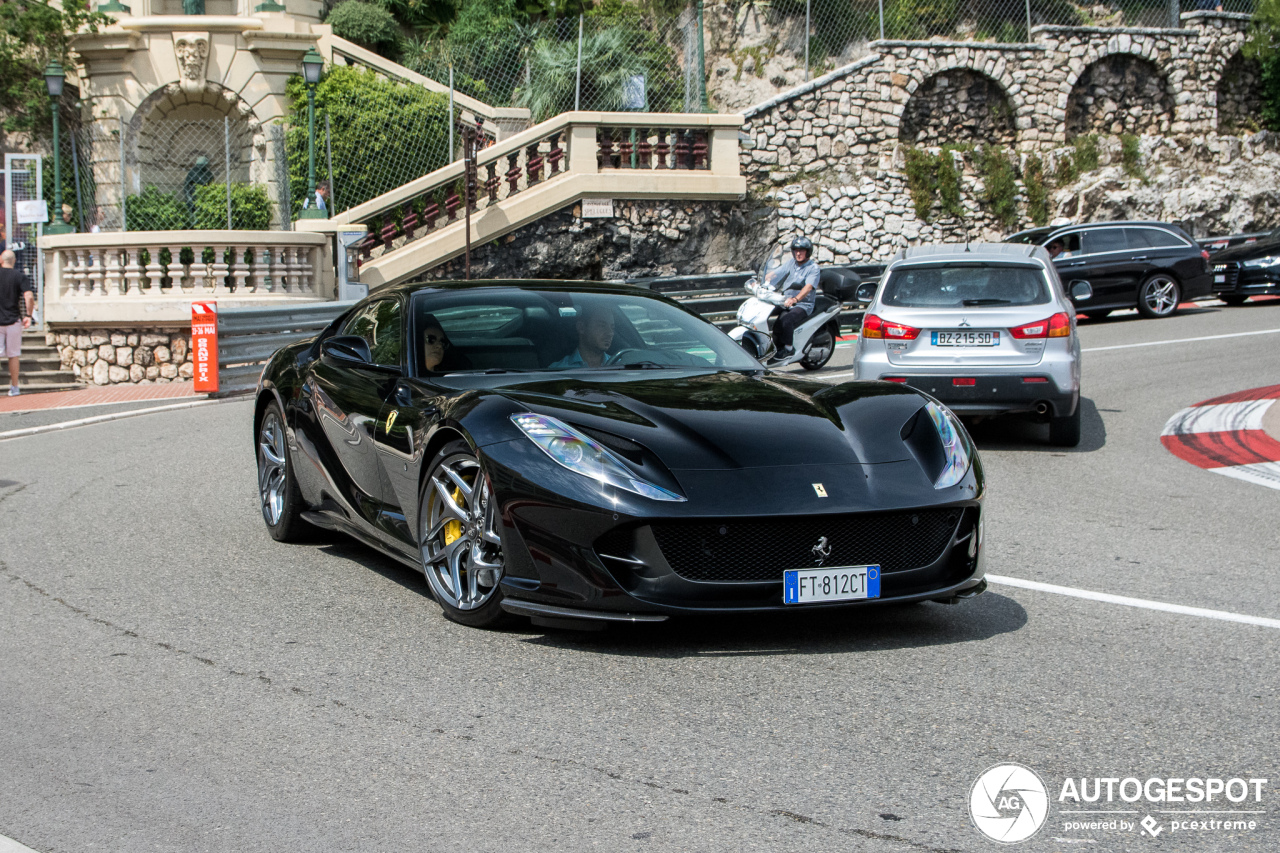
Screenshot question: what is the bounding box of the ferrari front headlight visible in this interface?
[511,413,685,502]
[924,401,972,489]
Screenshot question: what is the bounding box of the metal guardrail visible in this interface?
[216,301,356,396]
[633,264,885,333]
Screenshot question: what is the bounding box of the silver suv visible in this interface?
[852,243,1083,446]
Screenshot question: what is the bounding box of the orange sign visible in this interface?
[192,301,218,393]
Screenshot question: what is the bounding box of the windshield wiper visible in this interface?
[962,298,1013,306]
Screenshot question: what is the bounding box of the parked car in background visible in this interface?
[1201,230,1272,256]
[1208,229,1280,305]
[852,244,1084,446]
[1003,221,1212,320]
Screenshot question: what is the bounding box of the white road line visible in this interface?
[0,833,43,853]
[986,574,1280,630]
[1083,327,1280,352]
[0,399,220,441]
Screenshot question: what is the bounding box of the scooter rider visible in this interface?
[768,236,820,359]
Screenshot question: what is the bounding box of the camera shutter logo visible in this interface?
[969,763,1049,843]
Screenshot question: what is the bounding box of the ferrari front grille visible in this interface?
[642,509,963,582]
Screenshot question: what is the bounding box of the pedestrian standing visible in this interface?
[0,248,35,396]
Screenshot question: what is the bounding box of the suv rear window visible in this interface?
[881,264,1051,308]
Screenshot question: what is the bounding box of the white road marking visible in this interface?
[986,574,1280,630]
[0,833,43,853]
[1206,461,1280,490]
[0,399,220,441]
[1160,399,1274,435]
[1083,327,1280,352]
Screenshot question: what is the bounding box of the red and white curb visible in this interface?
[1161,384,1280,490]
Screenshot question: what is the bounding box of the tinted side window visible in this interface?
[342,299,403,367]
[1129,228,1186,249]
[1082,229,1128,254]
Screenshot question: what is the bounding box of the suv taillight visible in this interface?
[1010,312,1071,339]
[862,314,920,340]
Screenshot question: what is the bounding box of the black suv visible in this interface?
[1003,221,1212,320]
[1209,229,1280,306]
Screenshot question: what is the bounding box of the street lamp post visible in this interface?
[298,47,327,220]
[44,61,74,235]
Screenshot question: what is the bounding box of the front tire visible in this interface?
[800,324,836,370]
[1136,273,1181,318]
[419,440,511,628]
[256,401,312,542]
[1048,405,1082,447]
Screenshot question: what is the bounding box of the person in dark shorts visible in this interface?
[0,249,35,396]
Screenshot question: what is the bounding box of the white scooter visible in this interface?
[727,243,859,371]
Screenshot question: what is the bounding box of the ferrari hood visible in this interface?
[493,370,925,469]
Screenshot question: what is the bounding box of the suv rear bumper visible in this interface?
[875,373,1078,418]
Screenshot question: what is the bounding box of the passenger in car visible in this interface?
[421,314,471,373]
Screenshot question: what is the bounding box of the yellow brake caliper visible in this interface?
[442,483,467,546]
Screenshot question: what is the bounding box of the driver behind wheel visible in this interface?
[769,236,820,359]
[550,302,619,368]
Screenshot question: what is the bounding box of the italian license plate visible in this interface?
[783,565,881,604]
[932,331,999,346]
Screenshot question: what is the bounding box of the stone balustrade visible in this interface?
[39,231,334,325]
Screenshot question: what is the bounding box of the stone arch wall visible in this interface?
[899,67,1018,145]
[126,81,266,197]
[1064,52,1175,137]
[1216,51,1263,132]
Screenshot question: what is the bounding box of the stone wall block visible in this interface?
[116,346,133,367]
[92,359,110,385]
[97,344,115,364]
[108,365,128,383]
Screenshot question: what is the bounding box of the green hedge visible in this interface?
[125,183,274,231]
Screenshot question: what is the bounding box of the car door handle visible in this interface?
[1130,255,1148,261]
[1063,260,1086,266]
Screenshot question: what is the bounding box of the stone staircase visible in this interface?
[13,330,79,393]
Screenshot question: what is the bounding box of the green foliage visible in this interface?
[515,27,647,121]
[904,148,940,222]
[192,183,274,230]
[285,65,454,217]
[126,186,188,231]
[1244,0,1280,130]
[1073,133,1099,172]
[0,0,111,142]
[1119,133,1145,181]
[326,0,401,55]
[936,145,967,220]
[1023,153,1051,227]
[979,146,1018,229]
[884,0,960,40]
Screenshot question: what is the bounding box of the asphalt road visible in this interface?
[1,301,1278,853]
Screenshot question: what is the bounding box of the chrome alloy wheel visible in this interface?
[1141,275,1180,316]
[420,453,504,611]
[257,410,288,526]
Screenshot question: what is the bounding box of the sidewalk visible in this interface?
[0,382,200,414]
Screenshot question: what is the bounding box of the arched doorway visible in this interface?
[1065,54,1173,138]
[899,69,1017,147]
[126,84,264,229]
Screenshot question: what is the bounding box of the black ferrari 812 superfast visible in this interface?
[254,282,986,629]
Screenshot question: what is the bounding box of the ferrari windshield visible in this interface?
[409,287,761,375]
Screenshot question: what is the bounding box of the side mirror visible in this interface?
[855,281,878,303]
[321,334,373,365]
[1068,280,1093,301]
